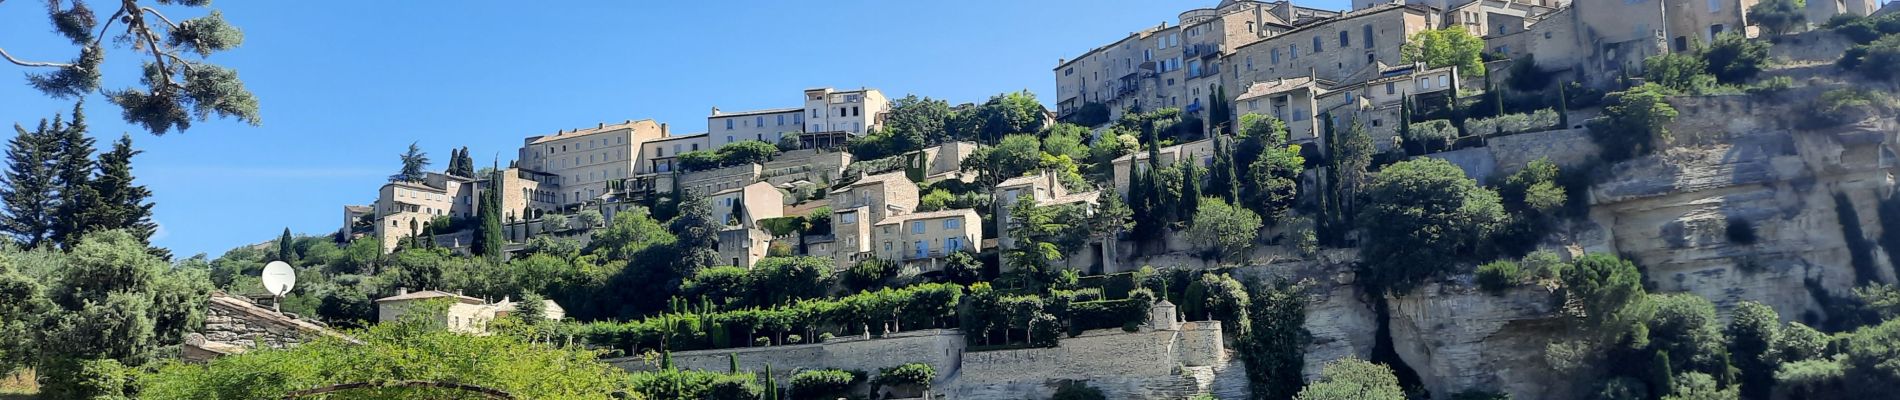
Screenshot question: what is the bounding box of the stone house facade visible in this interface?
[374,289,565,334]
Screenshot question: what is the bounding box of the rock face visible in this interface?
[1386,282,1567,398]
[1591,92,1899,322]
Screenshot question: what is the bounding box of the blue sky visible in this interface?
[0,0,1351,258]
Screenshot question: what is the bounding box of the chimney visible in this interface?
[661,123,669,135]
[598,122,606,129]
[711,106,721,115]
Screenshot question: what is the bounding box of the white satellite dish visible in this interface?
[261,261,296,297]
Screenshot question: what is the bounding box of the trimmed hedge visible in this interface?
[790,369,859,400]
[581,283,964,354]
[874,363,936,390]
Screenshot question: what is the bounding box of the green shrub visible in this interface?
[874,363,936,390]
[1465,109,1561,136]
[1702,32,1770,84]
[1050,380,1107,400]
[1854,35,1900,81]
[789,369,858,400]
[1451,390,1512,400]
[1589,84,1677,162]
[1476,260,1525,295]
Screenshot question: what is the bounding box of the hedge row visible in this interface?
[581,283,964,354]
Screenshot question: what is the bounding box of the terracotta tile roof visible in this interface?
[875,208,978,226]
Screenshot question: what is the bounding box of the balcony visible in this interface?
[1184,43,1221,59]
[904,249,947,261]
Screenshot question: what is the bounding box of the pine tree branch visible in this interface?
[138,6,180,30]
[121,0,179,90]
[0,47,73,68]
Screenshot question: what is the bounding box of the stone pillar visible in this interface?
[1150,300,1180,331]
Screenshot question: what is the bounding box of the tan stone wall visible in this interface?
[708,110,802,147]
[519,120,666,206]
[870,211,979,261]
[1111,138,1216,197]
[1228,6,1430,91]
[635,134,710,175]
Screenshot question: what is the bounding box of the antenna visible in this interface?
[261,261,297,313]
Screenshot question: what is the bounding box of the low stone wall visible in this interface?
[612,329,964,387]
[1486,128,1598,175]
[607,324,1242,399]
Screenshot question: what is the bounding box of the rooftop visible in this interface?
[875,208,979,226]
[711,107,803,118]
[374,290,486,305]
[527,119,657,145]
[1236,76,1322,101]
[832,171,912,194]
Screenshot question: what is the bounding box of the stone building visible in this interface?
[1808,0,1882,27]
[870,208,981,272]
[374,289,565,334]
[1234,63,1461,150]
[829,172,921,267]
[518,119,671,206]
[708,107,804,148]
[711,182,786,269]
[995,170,1107,273]
[183,292,355,362]
[1110,138,1218,197]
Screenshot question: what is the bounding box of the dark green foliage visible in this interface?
[28,230,212,397]
[1644,51,1716,93]
[1185,198,1261,264]
[1506,55,1553,92]
[1050,380,1107,400]
[1828,12,1900,44]
[1644,293,1731,379]
[473,169,506,260]
[583,283,964,353]
[1563,254,1647,331]
[1728,301,1781,400]
[1357,158,1507,294]
[21,1,259,135]
[670,190,721,278]
[1317,117,1375,247]
[1295,358,1407,400]
[885,94,953,143]
[1851,35,1900,81]
[1589,84,1677,162]
[1839,318,1900,398]
[789,369,858,400]
[1070,102,1112,128]
[2,118,61,248]
[1237,280,1309,400]
[1749,0,1805,35]
[1476,260,1525,295]
[686,257,836,310]
[47,103,96,251]
[842,258,900,293]
[1703,33,1771,84]
[874,363,936,390]
[394,142,430,182]
[81,134,160,253]
[278,227,296,263]
[1451,390,1512,400]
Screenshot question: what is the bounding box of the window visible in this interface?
[914,241,927,258]
[1313,36,1323,53]
[1340,31,1349,47]
[1065,67,1074,76]
[944,219,960,229]
[726,135,734,143]
[1368,53,1376,65]
[1271,48,1281,64]
[1386,82,1396,94]
[1364,25,1375,49]
[911,221,925,234]
[794,113,803,124]
[1291,45,1299,59]
[725,119,734,130]
[852,106,859,116]
[1248,99,1258,110]
[1439,76,1449,87]
[756,116,764,127]
[1247,21,1256,33]
[947,237,962,251]
[884,242,892,251]
[1246,56,1253,70]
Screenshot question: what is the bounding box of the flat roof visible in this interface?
[711,107,803,118]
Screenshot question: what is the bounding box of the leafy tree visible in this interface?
[1507,54,1554,92]
[1590,84,1678,162]
[1663,372,1740,400]
[1086,129,1138,179]
[1839,318,1900,398]
[1645,293,1732,378]
[2,117,62,248]
[886,94,953,143]
[1247,141,1304,224]
[33,230,211,398]
[141,320,632,399]
[1238,280,1309,400]
[1041,123,1090,161]
[1087,189,1133,248]
[9,0,260,135]
[678,150,723,172]
[1401,27,1487,78]
[576,209,605,230]
[717,140,781,166]
[1357,158,1506,294]
[1728,301,1782,400]
[943,250,984,285]
[990,134,1044,180]
[790,369,857,399]
[1703,33,1771,84]
[1476,260,1525,294]
[1296,358,1406,400]
[543,213,570,232]
[0,257,46,377]
[1071,101,1112,127]
[1749,0,1807,36]
[1645,51,1716,93]
[1005,198,1088,279]
[669,191,721,278]
[1562,254,1646,333]
[394,142,430,182]
[1185,198,1261,264]
[1851,35,1900,81]
[972,91,1047,142]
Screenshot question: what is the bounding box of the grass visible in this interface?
[0,370,37,399]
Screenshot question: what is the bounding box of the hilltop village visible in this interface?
[29,0,1900,398]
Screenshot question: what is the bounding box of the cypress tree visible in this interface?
[1,119,59,248]
[474,168,506,259]
[1179,155,1201,221]
[728,353,740,373]
[1558,83,1571,128]
[85,135,159,248]
[278,227,295,263]
[764,364,778,400]
[50,102,98,250]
